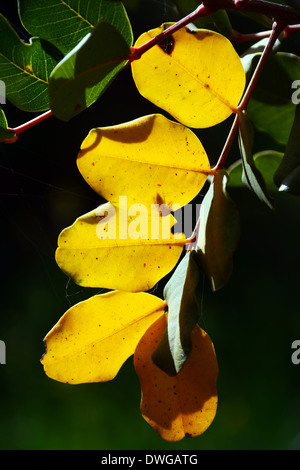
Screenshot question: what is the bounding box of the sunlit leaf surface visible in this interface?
[131,25,245,128]
[77,114,210,209]
[56,203,185,292]
[41,291,166,384]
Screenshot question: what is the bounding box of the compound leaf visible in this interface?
[77,114,210,209]
[131,25,245,128]
[55,203,185,292]
[134,314,218,442]
[152,251,202,376]
[196,169,240,291]
[41,291,166,384]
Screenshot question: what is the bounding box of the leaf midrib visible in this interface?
[60,0,94,29]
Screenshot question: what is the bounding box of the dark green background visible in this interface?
[0,0,300,450]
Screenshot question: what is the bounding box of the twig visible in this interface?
[9,110,53,139]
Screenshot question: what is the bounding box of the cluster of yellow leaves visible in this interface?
[42,25,245,441]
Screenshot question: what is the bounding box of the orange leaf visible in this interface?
[134,314,218,441]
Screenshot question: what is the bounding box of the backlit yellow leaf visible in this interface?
[41,291,166,384]
[131,26,246,128]
[134,314,219,441]
[77,114,210,209]
[55,203,185,292]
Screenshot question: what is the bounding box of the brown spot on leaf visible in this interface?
[158,36,174,54]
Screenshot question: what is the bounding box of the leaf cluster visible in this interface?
[1,0,300,442]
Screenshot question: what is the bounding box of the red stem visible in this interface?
[11,110,53,137]
[129,3,213,61]
[283,24,300,37]
[231,29,272,42]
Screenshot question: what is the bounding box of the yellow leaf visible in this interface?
[41,291,166,384]
[134,314,218,441]
[55,203,185,292]
[77,114,210,209]
[131,26,246,128]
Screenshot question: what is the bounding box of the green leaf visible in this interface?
[241,36,282,79]
[238,109,275,209]
[0,14,58,112]
[228,150,284,193]
[274,103,300,196]
[172,0,232,37]
[49,21,131,121]
[196,169,240,292]
[152,251,202,377]
[18,0,133,56]
[0,106,16,141]
[247,52,300,145]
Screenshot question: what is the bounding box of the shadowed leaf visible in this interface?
[196,169,240,291]
[134,314,218,442]
[238,109,275,209]
[49,21,131,121]
[274,103,300,196]
[152,251,202,376]
[247,52,300,145]
[228,150,283,192]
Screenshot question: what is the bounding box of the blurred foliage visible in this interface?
[0,0,300,450]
